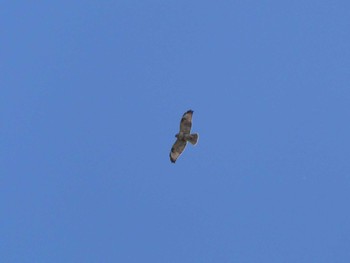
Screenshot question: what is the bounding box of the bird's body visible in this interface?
[175,132,186,140]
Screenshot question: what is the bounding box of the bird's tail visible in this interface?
[188,133,199,145]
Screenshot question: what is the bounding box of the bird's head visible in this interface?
[175,133,179,138]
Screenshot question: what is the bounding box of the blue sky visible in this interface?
[2,1,350,262]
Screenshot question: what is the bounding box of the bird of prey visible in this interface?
[170,110,199,163]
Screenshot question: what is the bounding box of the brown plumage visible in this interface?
[170,110,199,163]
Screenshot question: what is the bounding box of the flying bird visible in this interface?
[170,110,199,163]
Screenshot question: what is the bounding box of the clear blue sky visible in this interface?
[2,1,350,262]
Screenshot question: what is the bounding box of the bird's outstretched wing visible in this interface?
[170,139,187,163]
[179,110,193,134]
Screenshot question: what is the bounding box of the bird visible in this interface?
[170,110,199,163]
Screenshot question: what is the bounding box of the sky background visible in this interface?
[1,1,350,262]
